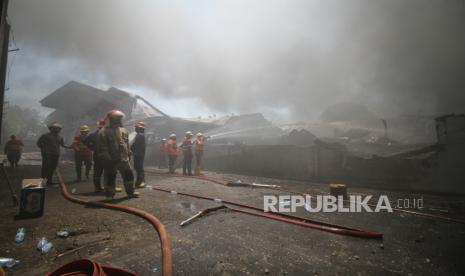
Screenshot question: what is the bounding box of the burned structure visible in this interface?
[39,82,465,194]
[40,81,217,143]
[202,114,465,194]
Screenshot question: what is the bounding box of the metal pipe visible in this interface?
[180,205,227,227]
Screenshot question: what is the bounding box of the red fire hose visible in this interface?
[153,187,383,239]
[145,169,465,225]
[56,170,173,276]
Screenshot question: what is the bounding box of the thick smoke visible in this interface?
[7,0,465,121]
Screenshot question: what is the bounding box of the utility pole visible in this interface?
[0,0,10,144]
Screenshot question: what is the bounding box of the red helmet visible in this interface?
[135,122,146,129]
[107,109,125,119]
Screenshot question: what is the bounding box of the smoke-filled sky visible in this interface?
[6,0,465,122]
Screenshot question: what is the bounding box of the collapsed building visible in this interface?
[40,82,465,194]
[40,81,286,158]
[203,114,465,194]
[40,81,218,143]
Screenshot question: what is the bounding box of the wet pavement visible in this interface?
[1,162,465,275]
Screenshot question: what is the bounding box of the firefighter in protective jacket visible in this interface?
[97,110,138,200]
[71,124,92,182]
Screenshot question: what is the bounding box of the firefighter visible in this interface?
[97,110,138,200]
[181,131,193,176]
[84,119,106,192]
[71,124,92,182]
[158,138,167,168]
[166,134,178,174]
[3,135,24,168]
[194,132,205,175]
[131,122,146,188]
[36,122,68,185]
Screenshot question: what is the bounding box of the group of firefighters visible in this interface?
[159,130,205,176]
[4,109,206,201]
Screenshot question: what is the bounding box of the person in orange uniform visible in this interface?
[3,135,24,168]
[181,131,193,176]
[159,138,167,168]
[166,134,178,174]
[194,132,205,175]
[71,124,92,182]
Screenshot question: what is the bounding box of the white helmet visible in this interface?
[185,131,193,137]
[196,132,203,137]
[169,133,176,139]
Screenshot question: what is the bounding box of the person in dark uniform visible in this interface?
[131,122,146,188]
[84,119,106,192]
[181,131,193,176]
[36,122,69,185]
[166,134,178,174]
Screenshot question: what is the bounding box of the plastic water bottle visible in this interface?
[170,191,177,195]
[0,258,20,268]
[37,237,47,250]
[214,198,222,203]
[37,238,53,254]
[41,242,53,254]
[15,228,25,243]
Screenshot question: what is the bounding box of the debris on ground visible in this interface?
[56,230,69,238]
[14,228,25,243]
[0,257,20,268]
[37,237,53,254]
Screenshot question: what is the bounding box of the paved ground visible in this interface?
[1,161,465,275]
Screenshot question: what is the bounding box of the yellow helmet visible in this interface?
[79,124,90,132]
